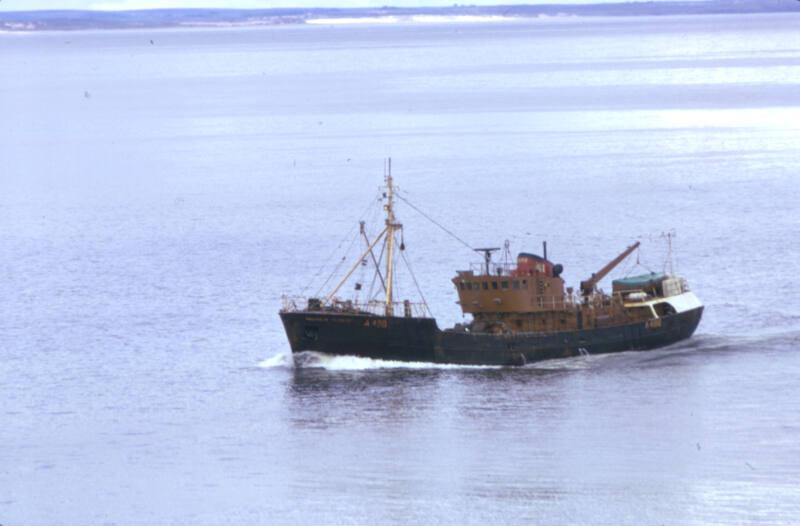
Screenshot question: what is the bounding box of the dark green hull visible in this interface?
[280,306,704,366]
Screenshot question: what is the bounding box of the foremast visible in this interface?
[319,158,409,317]
[383,159,402,316]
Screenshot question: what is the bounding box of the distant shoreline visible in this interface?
[1,1,798,32]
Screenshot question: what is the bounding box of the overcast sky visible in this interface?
[0,0,707,12]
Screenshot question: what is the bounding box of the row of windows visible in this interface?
[459,279,528,291]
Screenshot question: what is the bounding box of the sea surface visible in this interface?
[2,13,800,525]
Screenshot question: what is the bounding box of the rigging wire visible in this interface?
[301,189,381,297]
[354,244,369,304]
[619,252,638,278]
[300,225,356,296]
[636,245,655,274]
[400,249,433,318]
[314,228,361,298]
[392,261,400,313]
[620,242,654,277]
[362,219,387,294]
[395,192,474,253]
[367,232,387,304]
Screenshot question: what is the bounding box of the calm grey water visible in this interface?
[2,13,800,525]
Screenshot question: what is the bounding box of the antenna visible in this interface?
[662,230,676,275]
[474,247,500,275]
[502,239,511,267]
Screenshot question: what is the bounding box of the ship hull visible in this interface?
[280,306,704,366]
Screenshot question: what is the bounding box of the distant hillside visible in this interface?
[1,0,798,32]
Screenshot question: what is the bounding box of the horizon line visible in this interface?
[1,0,717,14]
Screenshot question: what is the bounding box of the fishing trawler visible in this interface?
[280,162,703,366]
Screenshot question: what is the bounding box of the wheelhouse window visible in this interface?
[512,280,520,290]
[482,282,488,290]
[492,281,498,290]
[501,281,509,289]
[459,282,465,290]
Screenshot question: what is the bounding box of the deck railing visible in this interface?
[468,262,516,276]
[283,292,627,318]
[281,295,431,318]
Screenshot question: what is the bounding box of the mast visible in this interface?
[384,158,400,316]
[663,230,675,275]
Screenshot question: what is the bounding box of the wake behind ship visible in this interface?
[280,161,703,366]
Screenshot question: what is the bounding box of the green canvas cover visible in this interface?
[612,272,667,290]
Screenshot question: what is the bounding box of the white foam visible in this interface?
[257,352,293,369]
[265,351,501,370]
[531,354,608,370]
[258,351,614,371]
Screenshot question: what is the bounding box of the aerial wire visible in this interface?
[395,192,474,253]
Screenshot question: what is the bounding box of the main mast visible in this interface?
[384,159,401,317]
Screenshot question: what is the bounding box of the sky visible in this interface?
[0,0,706,12]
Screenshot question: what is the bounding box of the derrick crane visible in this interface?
[580,241,640,297]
